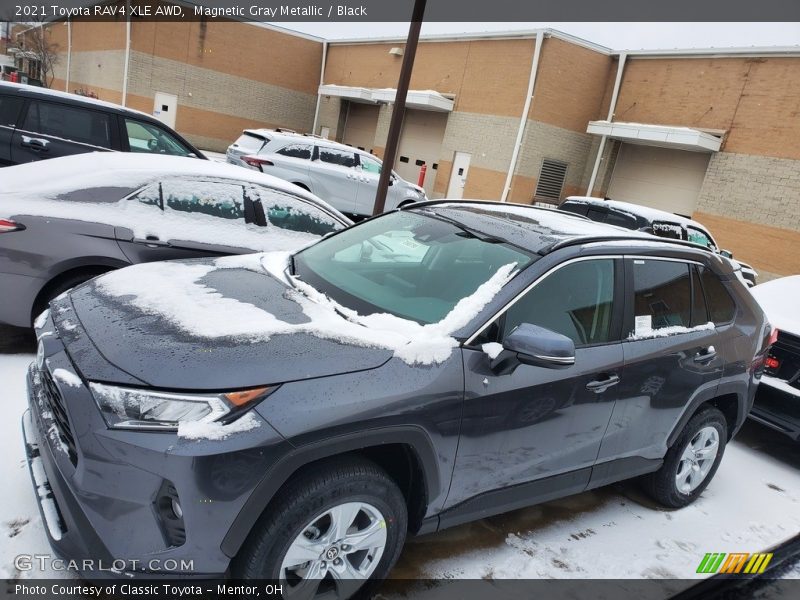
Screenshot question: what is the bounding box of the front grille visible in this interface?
[40,368,79,466]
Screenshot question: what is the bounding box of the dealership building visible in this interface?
[8,9,800,279]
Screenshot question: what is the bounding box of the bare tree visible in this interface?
[17,20,60,87]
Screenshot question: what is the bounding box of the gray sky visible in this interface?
[273,22,800,50]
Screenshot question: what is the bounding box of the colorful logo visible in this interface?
[696,552,773,574]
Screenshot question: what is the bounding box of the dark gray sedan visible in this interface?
[0,153,351,327]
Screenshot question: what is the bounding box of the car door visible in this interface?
[11,99,115,163]
[114,179,256,264]
[446,257,625,514]
[308,145,359,214]
[267,142,313,185]
[0,93,24,165]
[596,258,724,464]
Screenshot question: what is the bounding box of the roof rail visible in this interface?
[402,198,559,212]
[546,234,716,254]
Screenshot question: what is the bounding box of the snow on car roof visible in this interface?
[0,152,343,216]
[0,81,154,120]
[750,275,800,335]
[565,196,712,233]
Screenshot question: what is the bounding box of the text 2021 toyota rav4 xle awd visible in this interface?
[24,201,771,596]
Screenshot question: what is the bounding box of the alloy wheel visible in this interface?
[675,425,720,494]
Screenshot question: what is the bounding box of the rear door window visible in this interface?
[22,100,112,147]
[0,95,23,126]
[318,146,357,168]
[698,266,736,324]
[631,259,692,334]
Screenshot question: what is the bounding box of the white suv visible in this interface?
[227,129,427,218]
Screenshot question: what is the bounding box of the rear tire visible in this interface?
[233,457,407,599]
[642,407,727,508]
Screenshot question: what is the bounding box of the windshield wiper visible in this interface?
[426,212,511,245]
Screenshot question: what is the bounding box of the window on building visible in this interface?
[534,158,568,203]
[23,101,112,148]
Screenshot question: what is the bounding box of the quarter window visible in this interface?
[360,155,382,174]
[699,266,736,324]
[23,100,112,147]
[503,259,616,347]
[632,260,692,332]
[318,146,357,168]
[276,144,312,160]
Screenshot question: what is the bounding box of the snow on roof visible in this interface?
[0,152,337,212]
[565,196,711,232]
[750,275,800,336]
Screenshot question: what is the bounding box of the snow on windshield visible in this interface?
[95,255,519,365]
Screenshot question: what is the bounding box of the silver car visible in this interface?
[227,129,427,218]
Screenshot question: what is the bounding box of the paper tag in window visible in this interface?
[635,315,652,336]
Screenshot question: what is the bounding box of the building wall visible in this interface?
[45,17,322,151]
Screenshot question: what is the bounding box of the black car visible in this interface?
[24,201,771,596]
[0,81,205,166]
[558,196,758,286]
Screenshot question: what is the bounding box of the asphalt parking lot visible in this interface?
[2,322,798,588]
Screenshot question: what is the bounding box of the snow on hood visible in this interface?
[94,254,518,365]
[2,193,321,253]
[750,275,800,335]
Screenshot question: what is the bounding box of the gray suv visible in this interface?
[25,201,771,595]
[227,129,427,218]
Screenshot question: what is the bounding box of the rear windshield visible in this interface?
[233,132,268,154]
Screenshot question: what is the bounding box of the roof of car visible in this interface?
[0,81,156,121]
[244,128,377,157]
[564,196,712,234]
[0,152,348,220]
[406,199,710,255]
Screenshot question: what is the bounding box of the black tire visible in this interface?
[642,407,727,508]
[31,270,109,326]
[233,457,407,599]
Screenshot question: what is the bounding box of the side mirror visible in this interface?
[501,323,575,369]
[388,174,396,186]
[720,249,734,259]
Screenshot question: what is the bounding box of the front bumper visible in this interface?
[23,309,289,578]
[750,377,800,441]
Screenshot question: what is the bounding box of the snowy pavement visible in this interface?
[1,327,799,587]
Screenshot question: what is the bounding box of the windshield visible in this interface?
[293,211,535,324]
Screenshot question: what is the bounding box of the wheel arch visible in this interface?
[667,391,744,447]
[220,426,440,559]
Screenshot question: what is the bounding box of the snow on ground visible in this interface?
[2,350,799,585]
[201,150,228,163]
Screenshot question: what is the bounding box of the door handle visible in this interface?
[133,236,171,248]
[586,374,620,394]
[21,135,50,152]
[693,346,717,364]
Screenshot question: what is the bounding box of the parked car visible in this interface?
[750,276,800,441]
[25,200,770,594]
[0,152,351,327]
[0,81,205,166]
[558,196,758,286]
[226,128,427,218]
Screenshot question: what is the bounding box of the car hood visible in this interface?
[750,275,800,336]
[60,258,393,390]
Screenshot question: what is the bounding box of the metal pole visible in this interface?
[65,19,71,92]
[121,0,131,106]
[372,0,426,216]
[587,52,627,195]
[312,40,327,135]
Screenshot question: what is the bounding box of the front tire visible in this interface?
[233,457,407,599]
[643,407,727,508]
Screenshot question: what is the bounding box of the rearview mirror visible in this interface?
[502,323,575,369]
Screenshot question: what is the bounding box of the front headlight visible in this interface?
[89,383,276,430]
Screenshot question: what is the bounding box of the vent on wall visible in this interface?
[534,159,568,203]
